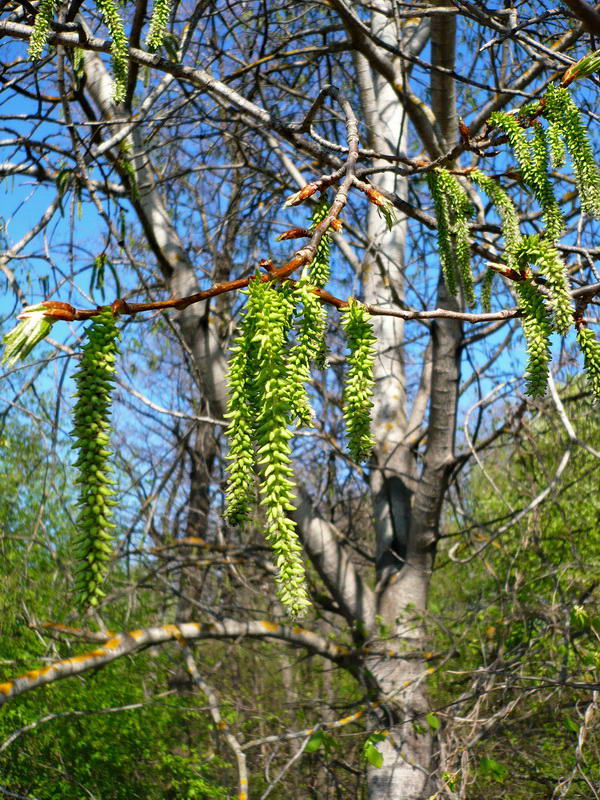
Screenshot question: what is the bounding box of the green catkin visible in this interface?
[547,120,567,170]
[224,278,310,616]
[146,0,172,50]
[427,170,456,296]
[28,0,59,60]
[449,186,475,308]
[530,123,564,240]
[70,309,120,608]
[223,288,261,527]
[471,169,522,269]
[490,112,565,240]
[341,299,376,462]
[284,198,333,424]
[516,235,574,336]
[252,280,309,616]
[490,112,533,183]
[94,0,129,103]
[576,326,600,401]
[286,281,327,427]
[307,195,332,288]
[428,169,475,305]
[516,281,552,397]
[118,141,140,203]
[543,84,600,218]
[481,268,494,313]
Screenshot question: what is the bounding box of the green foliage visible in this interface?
[478,756,508,783]
[543,84,600,217]
[0,426,230,799]
[425,712,441,731]
[515,280,552,397]
[515,235,573,336]
[363,733,386,768]
[28,0,58,60]
[70,309,120,609]
[434,388,600,799]
[427,169,475,304]
[94,0,129,103]
[341,299,376,462]
[562,47,600,84]
[146,0,172,51]
[305,729,337,754]
[0,676,229,800]
[576,325,600,401]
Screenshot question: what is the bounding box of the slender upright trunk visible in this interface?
[352,6,462,798]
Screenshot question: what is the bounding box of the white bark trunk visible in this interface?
[352,6,460,798]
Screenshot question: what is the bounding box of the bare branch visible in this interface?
[0,620,350,706]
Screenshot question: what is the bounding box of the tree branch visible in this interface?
[295,491,375,629]
[561,0,600,34]
[0,620,352,706]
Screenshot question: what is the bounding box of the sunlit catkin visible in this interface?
[71,309,120,608]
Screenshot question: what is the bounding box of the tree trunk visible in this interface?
[352,6,461,798]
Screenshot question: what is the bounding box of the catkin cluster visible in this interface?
[472,86,600,397]
[224,277,309,616]
[543,84,600,217]
[490,110,566,240]
[427,169,475,305]
[515,236,573,337]
[27,0,58,60]
[71,309,120,608]
[224,201,376,615]
[28,0,129,102]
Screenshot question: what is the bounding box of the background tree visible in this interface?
[0,1,599,798]
[433,375,600,798]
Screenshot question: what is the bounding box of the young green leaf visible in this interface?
[1,304,56,367]
[363,739,384,768]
